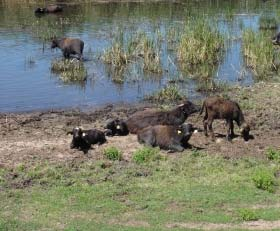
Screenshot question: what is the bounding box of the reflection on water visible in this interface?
[0,0,279,112]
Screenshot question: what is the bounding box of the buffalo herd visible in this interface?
[68,98,252,153]
[35,4,255,153]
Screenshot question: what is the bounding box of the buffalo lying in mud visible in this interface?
[137,123,194,152]
[200,96,251,141]
[126,101,200,134]
[51,38,84,60]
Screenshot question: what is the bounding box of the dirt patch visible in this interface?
[0,83,279,168]
[166,220,280,230]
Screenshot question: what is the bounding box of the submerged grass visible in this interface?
[101,30,162,82]
[51,59,87,84]
[0,153,280,230]
[242,29,280,79]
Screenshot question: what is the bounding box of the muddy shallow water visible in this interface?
[0,0,279,112]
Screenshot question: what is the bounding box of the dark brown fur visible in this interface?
[51,38,84,60]
[137,124,194,152]
[126,101,200,134]
[35,5,63,14]
[200,96,250,141]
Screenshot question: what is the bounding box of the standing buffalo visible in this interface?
[137,123,194,152]
[126,101,200,134]
[51,38,84,60]
[35,5,63,14]
[200,96,250,141]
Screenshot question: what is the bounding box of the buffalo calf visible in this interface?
[137,123,194,152]
[200,96,250,141]
[104,119,129,136]
[68,127,106,153]
[51,38,84,60]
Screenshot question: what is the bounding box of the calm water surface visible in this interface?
[0,0,279,112]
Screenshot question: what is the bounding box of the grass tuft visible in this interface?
[51,59,87,84]
[145,85,183,103]
[132,147,160,164]
[252,168,276,193]
[259,15,278,30]
[266,147,280,161]
[238,208,259,221]
[103,147,122,161]
[177,18,224,78]
[242,29,280,79]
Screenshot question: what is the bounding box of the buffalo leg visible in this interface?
[203,116,208,136]
[207,118,215,141]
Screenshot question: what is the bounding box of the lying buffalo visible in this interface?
[126,101,200,134]
[51,38,84,60]
[137,124,194,152]
[67,127,106,153]
[35,5,63,14]
[104,119,129,136]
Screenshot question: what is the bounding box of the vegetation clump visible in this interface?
[132,147,160,164]
[103,147,122,161]
[51,59,87,84]
[238,208,259,221]
[242,29,280,79]
[177,18,224,78]
[259,15,278,30]
[252,168,276,193]
[145,85,183,103]
[266,147,280,161]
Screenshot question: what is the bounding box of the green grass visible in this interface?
[51,59,87,84]
[242,29,280,79]
[259,15,278,30]
[145,85,183,103]
[0,153,280,230]
[177,18,224,78]
[104,147,123,161]
[132,147,160,164]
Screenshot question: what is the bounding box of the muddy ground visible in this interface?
[0,82,279,168]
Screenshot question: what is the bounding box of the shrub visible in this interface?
[239,208,259,221]
[103,147,122,161]
[252,168,276,193]
[132,147,160,164]
[266,147,280,161]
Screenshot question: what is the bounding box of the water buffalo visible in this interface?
[104,119,129,136]
[51,38,84,60]
[126,101,200,134]
[67,127,106,153]
[137,123,194,152]
[35,5,63,14]
[200,96,250,141]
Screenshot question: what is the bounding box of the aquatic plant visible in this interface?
[177,18,224,78]
[51,59,87,84]
[145,85,183,103]
[259,15,278,30]
[242,29,280,79]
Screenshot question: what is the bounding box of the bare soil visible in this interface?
[0,83,279,168]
